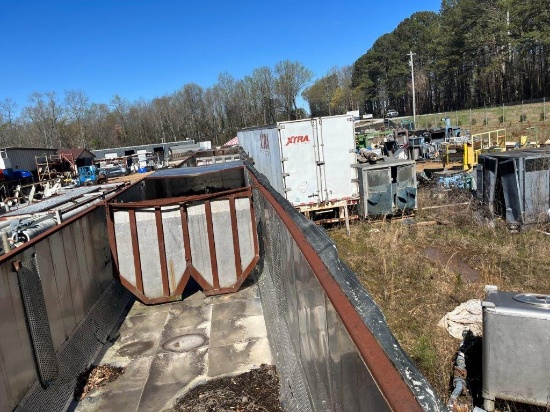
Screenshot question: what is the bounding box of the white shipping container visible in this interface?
[238,115,358,209]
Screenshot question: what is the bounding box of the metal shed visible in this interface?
[3,147,57,172]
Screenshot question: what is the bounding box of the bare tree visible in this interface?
[0,98,18,146]
[23,92,65,148]
[275,60,313,120]
[64,89,90,147]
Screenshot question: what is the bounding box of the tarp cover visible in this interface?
[438,299,483,339]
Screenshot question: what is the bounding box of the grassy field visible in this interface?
[328,187,550,410]
[409,100,550,143]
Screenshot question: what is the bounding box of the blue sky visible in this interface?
[0,0,441,110]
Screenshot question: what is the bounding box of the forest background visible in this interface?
[0,0,548,149]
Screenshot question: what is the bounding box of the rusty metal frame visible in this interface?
[249,173,423,412]
[154,207,170,297]
[109,186,251,209]
[106,186,259,304]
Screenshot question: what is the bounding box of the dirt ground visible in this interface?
[172,364,283,412]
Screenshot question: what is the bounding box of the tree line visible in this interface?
[1,0,548,149]
[351,0,550,117]
[0,61,315,150]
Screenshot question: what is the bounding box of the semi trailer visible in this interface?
[238,114,358,222]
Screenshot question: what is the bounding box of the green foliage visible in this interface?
[351,0,550,116]
[412,335,438,373]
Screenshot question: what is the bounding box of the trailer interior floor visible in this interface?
[72,277,272,412]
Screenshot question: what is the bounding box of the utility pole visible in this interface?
[407,51,416,128]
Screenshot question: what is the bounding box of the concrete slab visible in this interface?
[74,279,272,412]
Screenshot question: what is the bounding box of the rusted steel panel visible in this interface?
[135,208,163,298]
[235,197,256,274]
[357,354,391,411]
[154,208,170,297]
[48,231,77,336]
[229,197,243,279]
[111,186,249,209]
[108,187,258,302]
[114,210,136,289]
[162,205,186,293]
[204,201,219,289]
[211,200,236,288]
[34,240,65,352]
[129,209,144,294]
[187,203,213,286]
[61,226,86,325]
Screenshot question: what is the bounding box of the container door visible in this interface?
[483,156,498,214]
[395,164,417,210]
[522,156,550,224]
[279,120,321,206]
[317,116,357,202]
[475,163,484,201]
[365,168,392,216]
[500,158,523,224]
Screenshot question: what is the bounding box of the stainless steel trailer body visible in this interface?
[238,115,358,220]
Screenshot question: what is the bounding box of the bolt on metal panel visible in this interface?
[235,197,255,273]
[161,205,186,292]
[34,240,66,352]
[48,231,78,337]
[61,226,86,324]
[211,199,237,288]
[522,156,550,224]
[188,203,214,286]
[113,210,137,287]
[136,208,163,298]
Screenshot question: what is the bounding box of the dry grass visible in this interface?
[328,186,550,407]
[413,101,550,142]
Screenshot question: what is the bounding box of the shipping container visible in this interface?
[238,115,358,221]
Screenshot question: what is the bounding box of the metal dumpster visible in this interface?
[354,159,417,218]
